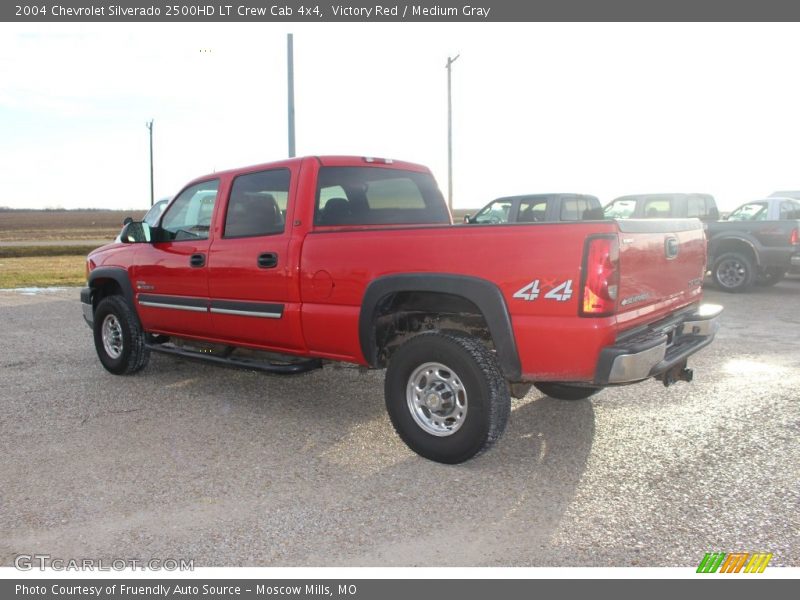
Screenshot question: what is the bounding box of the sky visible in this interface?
[1,22,800,212]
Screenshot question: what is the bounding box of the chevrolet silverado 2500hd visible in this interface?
[81,156,722,463]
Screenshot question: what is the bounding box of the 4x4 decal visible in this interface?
[513,279,573,302]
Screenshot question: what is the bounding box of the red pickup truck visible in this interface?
[81,156,721,463]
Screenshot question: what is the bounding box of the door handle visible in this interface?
[257,252,278,269]
[190,253,206,268]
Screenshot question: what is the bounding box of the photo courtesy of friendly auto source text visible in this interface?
[0,0,798,597]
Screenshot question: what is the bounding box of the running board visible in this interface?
[146,343,322,375]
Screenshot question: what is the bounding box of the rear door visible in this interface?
[206,165,305,351]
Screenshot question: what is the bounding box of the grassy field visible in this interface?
[0,255,86,288]
[0,209,144,241]
[0,209,133,287]
[0,244,101,258]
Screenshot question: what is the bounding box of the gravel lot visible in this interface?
[0,281,798,567]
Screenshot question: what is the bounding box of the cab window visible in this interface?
[687,196,706,218]
[779,200,800,220]
[473,200,513,224]
[604,199,636,219]
[159,180,219,241]
[642,199,671,218]
[728,202,767,221]
[518,199,548,222]
[314,167,449,226]
[224,169,290,238]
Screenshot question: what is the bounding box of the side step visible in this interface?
[146,343,322,375]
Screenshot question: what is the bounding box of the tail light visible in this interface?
[791,228,798,246]
[580,235,619,317]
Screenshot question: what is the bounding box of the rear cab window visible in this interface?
[779,200,800,220]
[687,196,707,219]
[314,167,449,226]
[560,196,602,221]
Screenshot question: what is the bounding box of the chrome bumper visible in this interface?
[791,255,800,267]
[597,303,723,385]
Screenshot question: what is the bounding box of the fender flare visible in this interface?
[708,233,762,266]
[359,273,521,381]
[87,267,136,307]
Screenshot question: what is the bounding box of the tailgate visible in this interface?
[614,219,706,326]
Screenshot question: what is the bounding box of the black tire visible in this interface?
[93,296,150,375]
[384,331,510,464]
[534,382,602,401]
[756,268,786,287]
[712,251,756,293]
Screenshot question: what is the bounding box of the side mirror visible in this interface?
[463,214,471,224]
[119,221,152,243]
[122,216,133,226]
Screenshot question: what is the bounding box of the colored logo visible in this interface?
[697,552,773,573]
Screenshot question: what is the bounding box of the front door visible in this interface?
[132,179,219,339]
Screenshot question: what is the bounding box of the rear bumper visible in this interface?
[80,287,93,328]
[791,254,800,268]
[595,303,723,385]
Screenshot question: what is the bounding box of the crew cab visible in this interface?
[604,193,720,222]
[464,193,603,224]
[81,156,721,463]
[706,197,800,291]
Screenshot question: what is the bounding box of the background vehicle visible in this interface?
[706,197,800,291]
[724,197,800,221]
[604,193,719,221]
[115,198,170,243]
[770,191,800,201]
[81,156,720,464]
[464,194,603,224]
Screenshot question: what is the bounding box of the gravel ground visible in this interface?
[0,281,798,567]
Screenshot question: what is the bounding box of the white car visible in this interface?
[114,198,170,242]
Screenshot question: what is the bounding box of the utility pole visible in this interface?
[146,119,154,206]
[287,33,296,158]
[446,54,460,212]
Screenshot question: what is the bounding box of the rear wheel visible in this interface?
[534,382,602,401]
[93,296,150,375]
[712,251,756,293]
[384,331,510,464]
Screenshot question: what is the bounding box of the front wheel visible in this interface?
[534,382,602,401]
[384,331,510,464]
[712,252,755,293]
[93,296,150,375]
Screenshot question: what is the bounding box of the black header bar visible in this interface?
[5,0,800,22]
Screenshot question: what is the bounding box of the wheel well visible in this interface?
[710,239,758,267]
[90,278,124,309]
[372,291,493,367]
